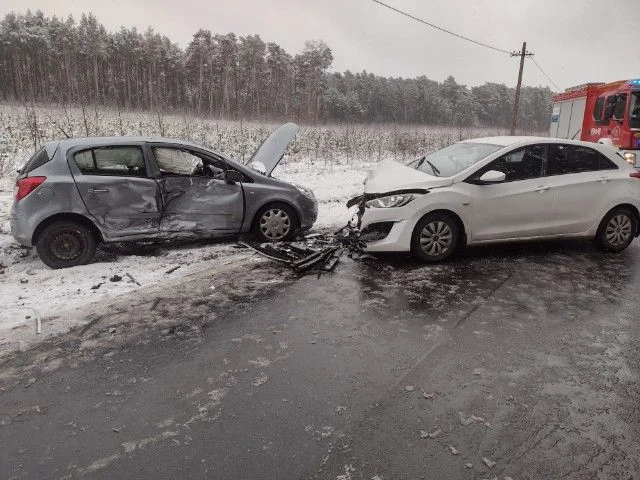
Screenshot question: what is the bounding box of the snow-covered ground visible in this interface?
[0,160,366,341]
[275,159,370,227]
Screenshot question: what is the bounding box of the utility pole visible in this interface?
[510,42,533,135]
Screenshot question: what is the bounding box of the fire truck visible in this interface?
[549,79,640,166]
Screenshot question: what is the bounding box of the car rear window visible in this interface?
[73,147,147,177]
[20,148,51,174]
[548,144,617,175]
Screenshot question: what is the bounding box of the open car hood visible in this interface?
[363,159,454,193]
[247,123,299,176]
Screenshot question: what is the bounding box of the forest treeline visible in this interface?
[0,11,554,129]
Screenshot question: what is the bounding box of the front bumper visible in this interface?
[355,203,413,252]
[362,219,412,252]
[298,195,318,230]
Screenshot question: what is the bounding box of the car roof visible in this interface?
[45,136,237,165]
[458,136,629,169]
[461,136,546,146]
[461,136,614,149]
[48,136,208,150]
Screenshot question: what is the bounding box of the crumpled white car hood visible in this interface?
[364,159,454,193]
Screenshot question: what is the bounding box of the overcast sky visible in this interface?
[2,0,639,90]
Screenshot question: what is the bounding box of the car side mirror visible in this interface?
[479,170,506,183]
[225,170,244,184]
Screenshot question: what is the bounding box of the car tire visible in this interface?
[595,207,638,253]
[35,220,97,269]
[253,203,298,242]
[411,212,460,263]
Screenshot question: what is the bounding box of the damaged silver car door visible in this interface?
[69,145,162,236]
[150,146,244,233]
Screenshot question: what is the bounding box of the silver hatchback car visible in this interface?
[10,123,317,268]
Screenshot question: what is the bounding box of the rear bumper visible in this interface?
[10,209,34,246]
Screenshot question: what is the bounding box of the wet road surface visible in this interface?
[1,240,640,479]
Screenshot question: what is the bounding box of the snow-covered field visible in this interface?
[0,103,531,344]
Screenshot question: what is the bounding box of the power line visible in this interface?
[371,0,511,55]
[529,57,561,91]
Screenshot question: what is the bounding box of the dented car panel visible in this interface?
[363,159,453,192]
[73,174,162,237]
[159,176,244,233]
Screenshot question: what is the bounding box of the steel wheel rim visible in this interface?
[605,214,633,247]
[50,230,84,261]
[259,208,291,240]
[419,220,453,256]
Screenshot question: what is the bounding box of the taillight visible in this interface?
[630,171,640,179]
[15,176,46,201]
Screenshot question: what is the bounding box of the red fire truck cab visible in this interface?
[550,79,640,166]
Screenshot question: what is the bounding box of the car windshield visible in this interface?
[407,142,503,177]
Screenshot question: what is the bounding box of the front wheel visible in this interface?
[410,212,460,263]
[595,208,638,252]
[253,203,298,242]
[35,220,97,269]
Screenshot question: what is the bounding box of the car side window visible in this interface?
[74,150,95,174]
[470,144,547,183]
[548,144,610,175]
[153,147,226,179]
[73,146,146,177]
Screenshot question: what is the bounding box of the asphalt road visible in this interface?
[2,240,640,479]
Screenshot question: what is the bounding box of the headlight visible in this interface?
[366,194,416,208]
[293,184,315,199]
[623,152,637,166]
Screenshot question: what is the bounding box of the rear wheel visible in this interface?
[253,203,298,242]
[35,220,97,269]
[411,212,460,263]
[595,207,637,252]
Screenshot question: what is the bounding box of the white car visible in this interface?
[349,136,640,262]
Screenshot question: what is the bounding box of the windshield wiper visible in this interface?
[425,159,440,176]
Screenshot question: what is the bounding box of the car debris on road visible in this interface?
[237,223,370,274]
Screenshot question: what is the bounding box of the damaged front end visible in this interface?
[345,189,430,244]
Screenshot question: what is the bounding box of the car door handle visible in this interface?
[88,188,109,194]
[533,186,550,192]
[597,177,611,183]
